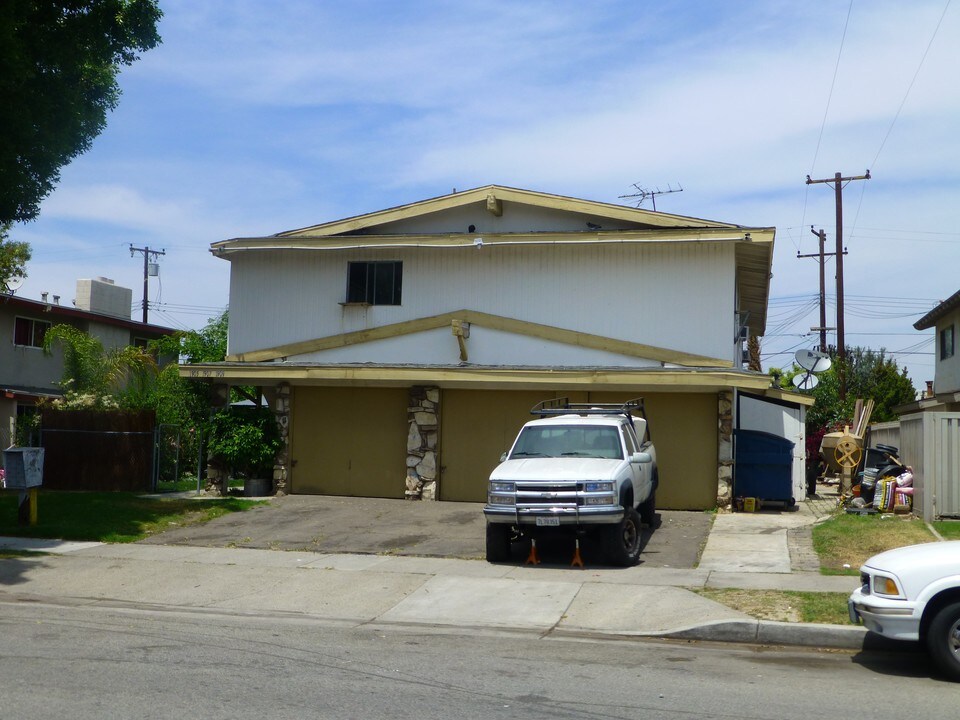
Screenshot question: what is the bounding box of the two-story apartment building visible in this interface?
[184,185,809,509]
[913,289,960,411]
[1,277,175,446]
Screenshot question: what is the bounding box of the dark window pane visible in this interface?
[14,317,30,345]
[346,262,369,303]
[32,321,48,347]
[373,263,394,304]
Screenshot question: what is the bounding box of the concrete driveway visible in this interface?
[139,494,712,569]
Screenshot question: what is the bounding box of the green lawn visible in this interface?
[0,491,262,543]
[933,520,960,540]
[812,512,938,575]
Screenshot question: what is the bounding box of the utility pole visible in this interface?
[129,245,165,323]
[797,226,844,353]
[805,170,870,400]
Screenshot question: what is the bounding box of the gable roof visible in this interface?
[211,184,775,335]
[914,288,960,330]
[275,185,740,237]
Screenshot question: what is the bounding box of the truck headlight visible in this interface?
[872,574,903,597]
[584,495,616,506]
[584,482,614,493]
[490,481,515,493]
[488,494,515,506]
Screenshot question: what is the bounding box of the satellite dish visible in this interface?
[2,275,24,294]
[795,349,832,373]
[793,373,819,391]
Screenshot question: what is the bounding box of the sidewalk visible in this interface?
[0,490,877,650]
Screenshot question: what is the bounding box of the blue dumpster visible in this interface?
[734,430,795,507]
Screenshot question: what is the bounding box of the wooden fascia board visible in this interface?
[763,388,816,407]
[261,185,745,239]
[211,227,773,256]
[226,308,732,368]
[180,363,770,392]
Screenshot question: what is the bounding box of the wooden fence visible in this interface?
[40,409,156,491]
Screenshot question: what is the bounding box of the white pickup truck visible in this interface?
[482,398,658,566]
[849,540,960,681]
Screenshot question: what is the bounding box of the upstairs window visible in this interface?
[13,317,50,348]
[941,325,955,361]
[346,261,402,305]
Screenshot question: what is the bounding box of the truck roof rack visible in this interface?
[530,397,646,419]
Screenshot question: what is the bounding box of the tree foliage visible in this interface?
[42,323,157,408]
[0,0,162,224]
[152,311,228,364]
[0,222,31,291]
[779,346,917,432]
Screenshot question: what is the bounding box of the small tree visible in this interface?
[207,407,282,481]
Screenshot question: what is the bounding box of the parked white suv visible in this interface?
[483,398,658,566]
[848,540,960,681]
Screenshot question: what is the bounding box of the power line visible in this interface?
[869,0,953,171]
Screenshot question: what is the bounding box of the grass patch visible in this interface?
[812,512,937,575]
[0,491,263,543]
[932,520,960,540]
[697,588,851,624]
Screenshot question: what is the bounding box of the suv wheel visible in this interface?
[926,601,960,681]
[486,523,512,563]
[602,507,642,566]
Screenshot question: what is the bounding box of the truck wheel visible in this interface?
[602,507,642,566]
[926,601,960,681]
[639,489,656,527]
[486,523,512,563]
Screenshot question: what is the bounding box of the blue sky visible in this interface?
[9,0,959,389]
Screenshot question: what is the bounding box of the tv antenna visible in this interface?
[792,348,832,391]
[618,182,683,211]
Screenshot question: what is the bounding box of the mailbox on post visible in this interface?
[2,448,44,525]
[3,448,45,489]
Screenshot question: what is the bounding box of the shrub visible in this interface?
[207,407,283,479]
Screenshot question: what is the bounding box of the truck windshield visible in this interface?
[510,425,623,459]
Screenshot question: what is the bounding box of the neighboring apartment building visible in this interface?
[183,185,810,508]
[911,289,960,412]
[0,277,175,446]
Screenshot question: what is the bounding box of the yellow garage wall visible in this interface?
[439,390,588,502]
[290,386,407,498]
[587,392,718,510]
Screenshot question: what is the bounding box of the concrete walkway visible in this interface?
[0,489,879,650]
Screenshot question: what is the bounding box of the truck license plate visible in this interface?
[536,516,560,527]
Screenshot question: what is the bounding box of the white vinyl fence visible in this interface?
[868,413,960,521]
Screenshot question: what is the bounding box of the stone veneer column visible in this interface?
[717,391,734,507]
[272,383,291,495]
[406,386,440,500]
